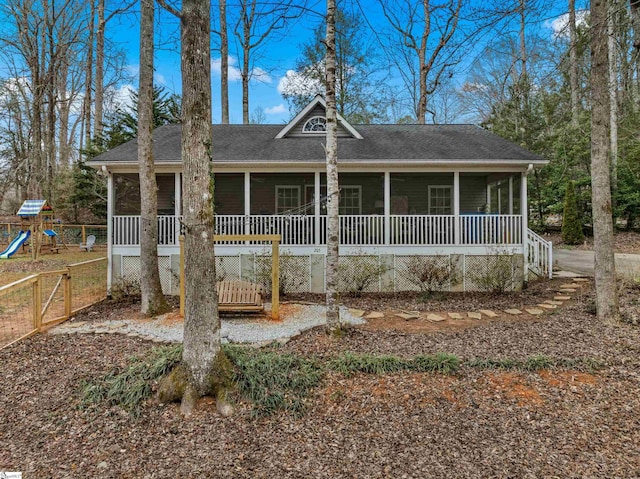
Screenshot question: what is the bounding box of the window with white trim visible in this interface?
[276,186,301,213]
[340,186,361,215]
[428,186,452,215]
[302,116,327,133]
[304,184,362,215]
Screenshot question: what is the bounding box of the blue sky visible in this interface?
[100,0,580,125]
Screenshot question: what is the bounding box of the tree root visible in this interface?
[157,351,235,417]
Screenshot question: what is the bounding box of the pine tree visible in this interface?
[561,181,584,245]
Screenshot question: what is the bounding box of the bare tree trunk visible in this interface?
[631,0,640,95]
[181,0,226,410]
[242,7,250,125]
[83,0,95,149]
[325,0,341,333]
[569,0,579,126]
[608,0,618,202]
[591,0,619,324]
[417,0,429,124]
[220,0,229,124]
[138,0,168,316]
[94,0,105,137]
[518,0,527,80]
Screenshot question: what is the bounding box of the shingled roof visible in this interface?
[89,123,546,167]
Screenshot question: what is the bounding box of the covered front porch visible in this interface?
[109,170,528,249]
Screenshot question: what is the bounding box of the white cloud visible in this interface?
[105,84,136,112]
[154,72,166,85]
[264,103,287,115]
[544,10,589,38]
[277,68,322,97]
[211,56,242,81]
[211,56,272,83]
[125,64,140,77]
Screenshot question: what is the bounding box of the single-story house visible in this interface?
[89,96,552,295]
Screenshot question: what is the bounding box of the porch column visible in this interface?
[521,172,529,282]
[174,172,181,216]
[106,171,113,293]
[508,176,514,214]
[454,171,460,245]
[314,171,321,245]
[174,172,181,244]
[384,171,390,245]
[244,172,251,238]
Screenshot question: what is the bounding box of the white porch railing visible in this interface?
[112,214,525,247]
[390,215,455,245]
[113,215,180,246]
[459,214,522,245]
[527,228,553,278]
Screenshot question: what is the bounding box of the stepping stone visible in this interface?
[537,303,557,309]
[544,300,563,306]
[525,308,544,315]
[396,312,419,320]
[504,309,522,315]
[365,312,385,319]
[559,288,577,293]
[573,278,589,282]
[426,313,446,322]
[348,309,365,318]
[561,283,582,289]
[554,296,571,301]
[479,309,498,318]
[66,321,87,328]
[467,312,482,320]
[447,312,464,320]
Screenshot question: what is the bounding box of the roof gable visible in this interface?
[275,95,363,140]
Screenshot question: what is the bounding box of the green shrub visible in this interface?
[224,345,323,417]
[413,353,460,374]
[80,345,182,415]
[562,181,585,245]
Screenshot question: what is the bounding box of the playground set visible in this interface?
[0,200,66,260]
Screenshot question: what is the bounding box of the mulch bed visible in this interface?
[2,284,640,477]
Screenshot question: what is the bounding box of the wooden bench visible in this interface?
[216,280,264,312]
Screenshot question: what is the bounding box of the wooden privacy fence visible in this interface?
[0,257,108,349]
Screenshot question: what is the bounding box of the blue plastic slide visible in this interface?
[0,230,31,259]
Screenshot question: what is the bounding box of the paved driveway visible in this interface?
[553,248,640,279]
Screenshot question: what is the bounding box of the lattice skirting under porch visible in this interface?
[110,252,525,295]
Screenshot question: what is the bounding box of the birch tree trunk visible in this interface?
[242,9,250,125]
[94,0,105,137]
[138,0,168,316]
[569,0,579,126]
[325,0,341,333]
[591,0,620,324]
[220,0,229,124]
[608,0,618,200]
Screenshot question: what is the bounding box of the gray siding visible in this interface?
[389,173,453,214]
[114,173,174,215]
[214,173,244,214]
[250,173,315,214]
[460,174,487,214]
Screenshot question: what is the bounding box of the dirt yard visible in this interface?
[1,281,640,478]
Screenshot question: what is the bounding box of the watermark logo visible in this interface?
[0,472,22,479]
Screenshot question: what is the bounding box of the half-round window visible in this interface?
[302,116,327,133]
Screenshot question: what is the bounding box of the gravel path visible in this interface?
[50,303,365,344]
